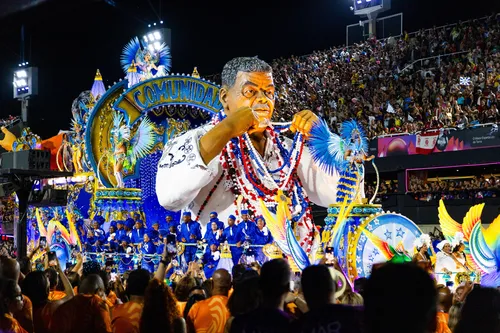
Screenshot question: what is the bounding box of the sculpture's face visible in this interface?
[221,71,275,132]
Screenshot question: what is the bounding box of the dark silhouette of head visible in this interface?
[212,269,231,296]
[79,274,105,297]
[126,269,151,297]
[21,271,49,308]
[0,256,20,282]
[259,259,290,309]
[364,263,437,333]
[174,276,197,302]
[44,267,58,290]
[301,265,336,310]
[454,287,500,333]
[227,270,261,317]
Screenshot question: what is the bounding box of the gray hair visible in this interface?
[221,57,272,88]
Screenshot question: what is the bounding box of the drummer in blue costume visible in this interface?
[125,218,134,239]
[178,212,202,263]
[253,216,273,264]
[140,230,157,273]
[117,235,134,274]
[203,220,223,245]
[165,212,178,231]
[203,241,221,279]
[222,215,243,265]
[236,210,257,244]
[115,220,127,240]
[209,212,225,230]
[131,220,146,245]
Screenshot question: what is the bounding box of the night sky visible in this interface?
[0,0,495,139]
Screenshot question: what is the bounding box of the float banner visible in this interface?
[376,126,500,157]
[114,76,222,123]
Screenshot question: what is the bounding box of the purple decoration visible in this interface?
[126,71,141,88]
[91,79,106,100]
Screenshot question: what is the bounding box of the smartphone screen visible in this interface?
[39,236,47,247]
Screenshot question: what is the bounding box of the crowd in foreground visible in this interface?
[0,241,498,333]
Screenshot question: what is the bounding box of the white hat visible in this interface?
[413,234,431,249]
[451,232,464,249]
[436,240,451,251]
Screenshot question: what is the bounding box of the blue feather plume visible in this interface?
[340,120,368,155]
[121,37,142,74]
[285,220,310,271]
[157,44,172,72]
[308,118,346,175]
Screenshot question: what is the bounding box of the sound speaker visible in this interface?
[0,183,16,198]
[1,150,51,171]
[29,188,67,206]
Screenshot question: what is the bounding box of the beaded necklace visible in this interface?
[195,111,315,252]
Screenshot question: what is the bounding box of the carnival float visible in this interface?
[1,32,494,286]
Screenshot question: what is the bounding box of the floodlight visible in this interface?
[148,33,155,42]
[357,0,362,3]
[153,23,156,26]
[13,66,38,99]
[160,20,163,24]
[154,31,161,40]
[14,79,27,87]
[153,42,161,50]
[16,70,27,78]
[148,44,155,52]
[143,35,148,42]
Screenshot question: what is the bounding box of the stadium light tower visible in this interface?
[13,63,38,124]
[143,21,172,53]
[352,0,391,37]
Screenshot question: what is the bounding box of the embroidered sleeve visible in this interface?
[156,126,220,210]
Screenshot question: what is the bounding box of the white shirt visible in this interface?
[156,124,357,234]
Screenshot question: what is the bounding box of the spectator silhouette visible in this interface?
[140,277,186,333]
[112,269,150,333]
[364,263,437,333]
[225,270,261,332]
[454,287,500,333]
[293,265,363,333]
[50,274,112,333]
[187,268,231,333]
[230,259,292,333]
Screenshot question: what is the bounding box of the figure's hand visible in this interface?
[181,238,187,243]
[0,127,16,151]
[289,110,319,138]
[236,241,242,248]
[223,106,260,137]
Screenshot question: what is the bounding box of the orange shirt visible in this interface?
[177,301,187,316]
[32,303,53,333]
[13,294,33,333]
[435,312,451,333]
[0,313,28,333]
[48,290,66,301]
[49,294,112,333]
[111,301,143,333]
[105,290,118,309]
[188,295,229,333]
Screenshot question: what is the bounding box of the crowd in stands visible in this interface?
[201,15,495,139]
[409,175,500,200]
[363,174,500,202]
